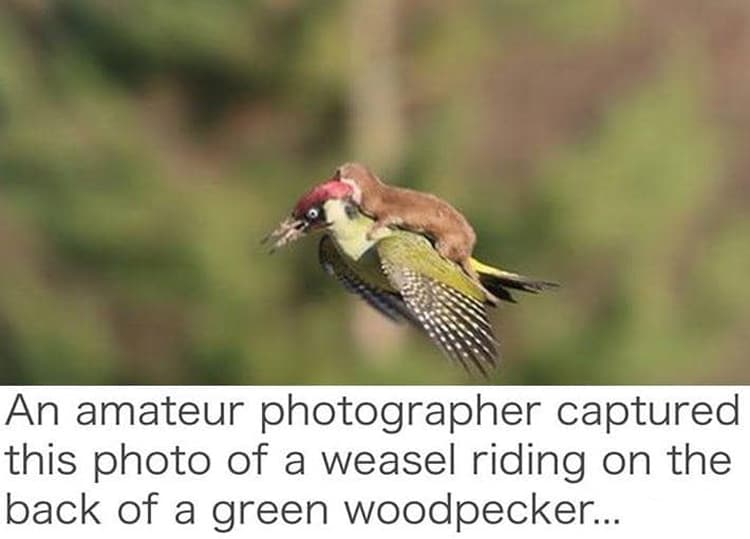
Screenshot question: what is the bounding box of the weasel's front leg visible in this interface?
[367,215,403,240]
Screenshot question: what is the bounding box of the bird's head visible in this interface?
[291,179,354,225]
[264,179,356,250]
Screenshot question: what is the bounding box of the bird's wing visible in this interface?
[378,233,499,376]
[318,235,419,326]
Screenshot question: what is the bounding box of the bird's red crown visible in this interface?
[292,179,353,218]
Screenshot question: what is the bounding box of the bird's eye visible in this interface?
[306,207,320,220]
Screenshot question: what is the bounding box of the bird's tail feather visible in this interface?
[470,258,558,304]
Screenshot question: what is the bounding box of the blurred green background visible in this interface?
[1,0,748,384]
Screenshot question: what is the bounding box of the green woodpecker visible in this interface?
[266,180,556,375]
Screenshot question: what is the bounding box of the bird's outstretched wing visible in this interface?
[318,235,419,327]
[378,234,499,376]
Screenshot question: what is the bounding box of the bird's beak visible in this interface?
[262,215,310,252]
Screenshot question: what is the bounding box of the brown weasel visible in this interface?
[335,162,478,278]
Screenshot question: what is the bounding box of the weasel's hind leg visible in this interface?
[436,236,500,305]
[435,234,472,268]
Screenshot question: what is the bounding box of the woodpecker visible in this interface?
[266,180,556,376]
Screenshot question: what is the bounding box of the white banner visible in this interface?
[0,387,746,538]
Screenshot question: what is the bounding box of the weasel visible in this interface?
[334,162,478,279]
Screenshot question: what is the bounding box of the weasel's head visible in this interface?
[334,162,382,204]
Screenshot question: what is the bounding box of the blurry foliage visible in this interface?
[0,0,748,384]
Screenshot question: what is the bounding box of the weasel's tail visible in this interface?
[469,258,558,304]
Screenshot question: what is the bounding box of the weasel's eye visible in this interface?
[305,207,320,220]
[344,203,358,219]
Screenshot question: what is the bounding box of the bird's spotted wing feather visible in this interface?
[380,258,499,376]
[318,236,419,326]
